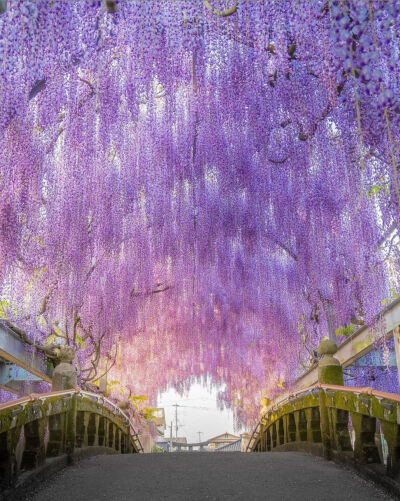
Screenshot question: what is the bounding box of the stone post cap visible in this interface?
[318,338,338,356]
[118,400,130,411]
[57,345,76,363]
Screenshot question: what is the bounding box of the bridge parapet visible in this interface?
[0,388,143,491]
[247,383,400,479]
[248,338,400,492]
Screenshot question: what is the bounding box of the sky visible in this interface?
[157,381,239,444]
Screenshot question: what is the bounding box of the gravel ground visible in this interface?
[21,451,393,501]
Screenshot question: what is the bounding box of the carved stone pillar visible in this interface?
[21,418,46,470]
[0,426,22,488]
[108,422,115,449]
[52,346,78,391]
[65,394,77,460]
[317,339,343,385]
[381,421,400,478]
[351,413,380,464]
[287,413,296,443]
[46,414,65,457]
[317,339,343,459]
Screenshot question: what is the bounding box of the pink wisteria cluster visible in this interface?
[0,0,400,427]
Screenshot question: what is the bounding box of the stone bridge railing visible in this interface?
[0,388,143,491]
[247,339,400,489]
[247,384,400,469]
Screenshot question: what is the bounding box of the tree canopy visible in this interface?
[1,0,400,426]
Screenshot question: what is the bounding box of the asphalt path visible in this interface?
[22,452,392,501]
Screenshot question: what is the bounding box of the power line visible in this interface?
[163,404,213,410]
[160,398,217,402]
[173,403,179,439]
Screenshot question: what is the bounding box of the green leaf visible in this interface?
[46,334,56,345]
[76,334,85,349]
[130,394,148,402]
[0,299,9,319]
[143,406,156,420]
[335,324,355,337]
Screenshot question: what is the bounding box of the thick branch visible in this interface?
[38,285,56,316]
[130,284,172,298]
[81,335,117,385]
[78,77,95,97]
[104,0,117,13]
[29,79,47,101]
[1,320,58,359]
[297,101,333,142]
[72,312,81,346]
[78,77,96,111]
[203,0,238,17]
[265,232,298,261]
[0,0,7,16]
[46,127,65,154]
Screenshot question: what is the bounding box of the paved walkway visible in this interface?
[23,452,392,501]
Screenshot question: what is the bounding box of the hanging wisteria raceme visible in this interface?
[1,0,400,427]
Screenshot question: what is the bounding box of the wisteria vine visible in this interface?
[0,0,400,428]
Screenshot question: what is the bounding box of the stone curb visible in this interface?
[272,445,400,499]
[1,447,119,501]
[330,452,400,500]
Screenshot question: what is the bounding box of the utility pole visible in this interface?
[173,404,179,439]
[198,431,202,443]
[169,421,173,452]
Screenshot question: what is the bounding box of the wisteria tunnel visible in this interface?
[1,0,400,498]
